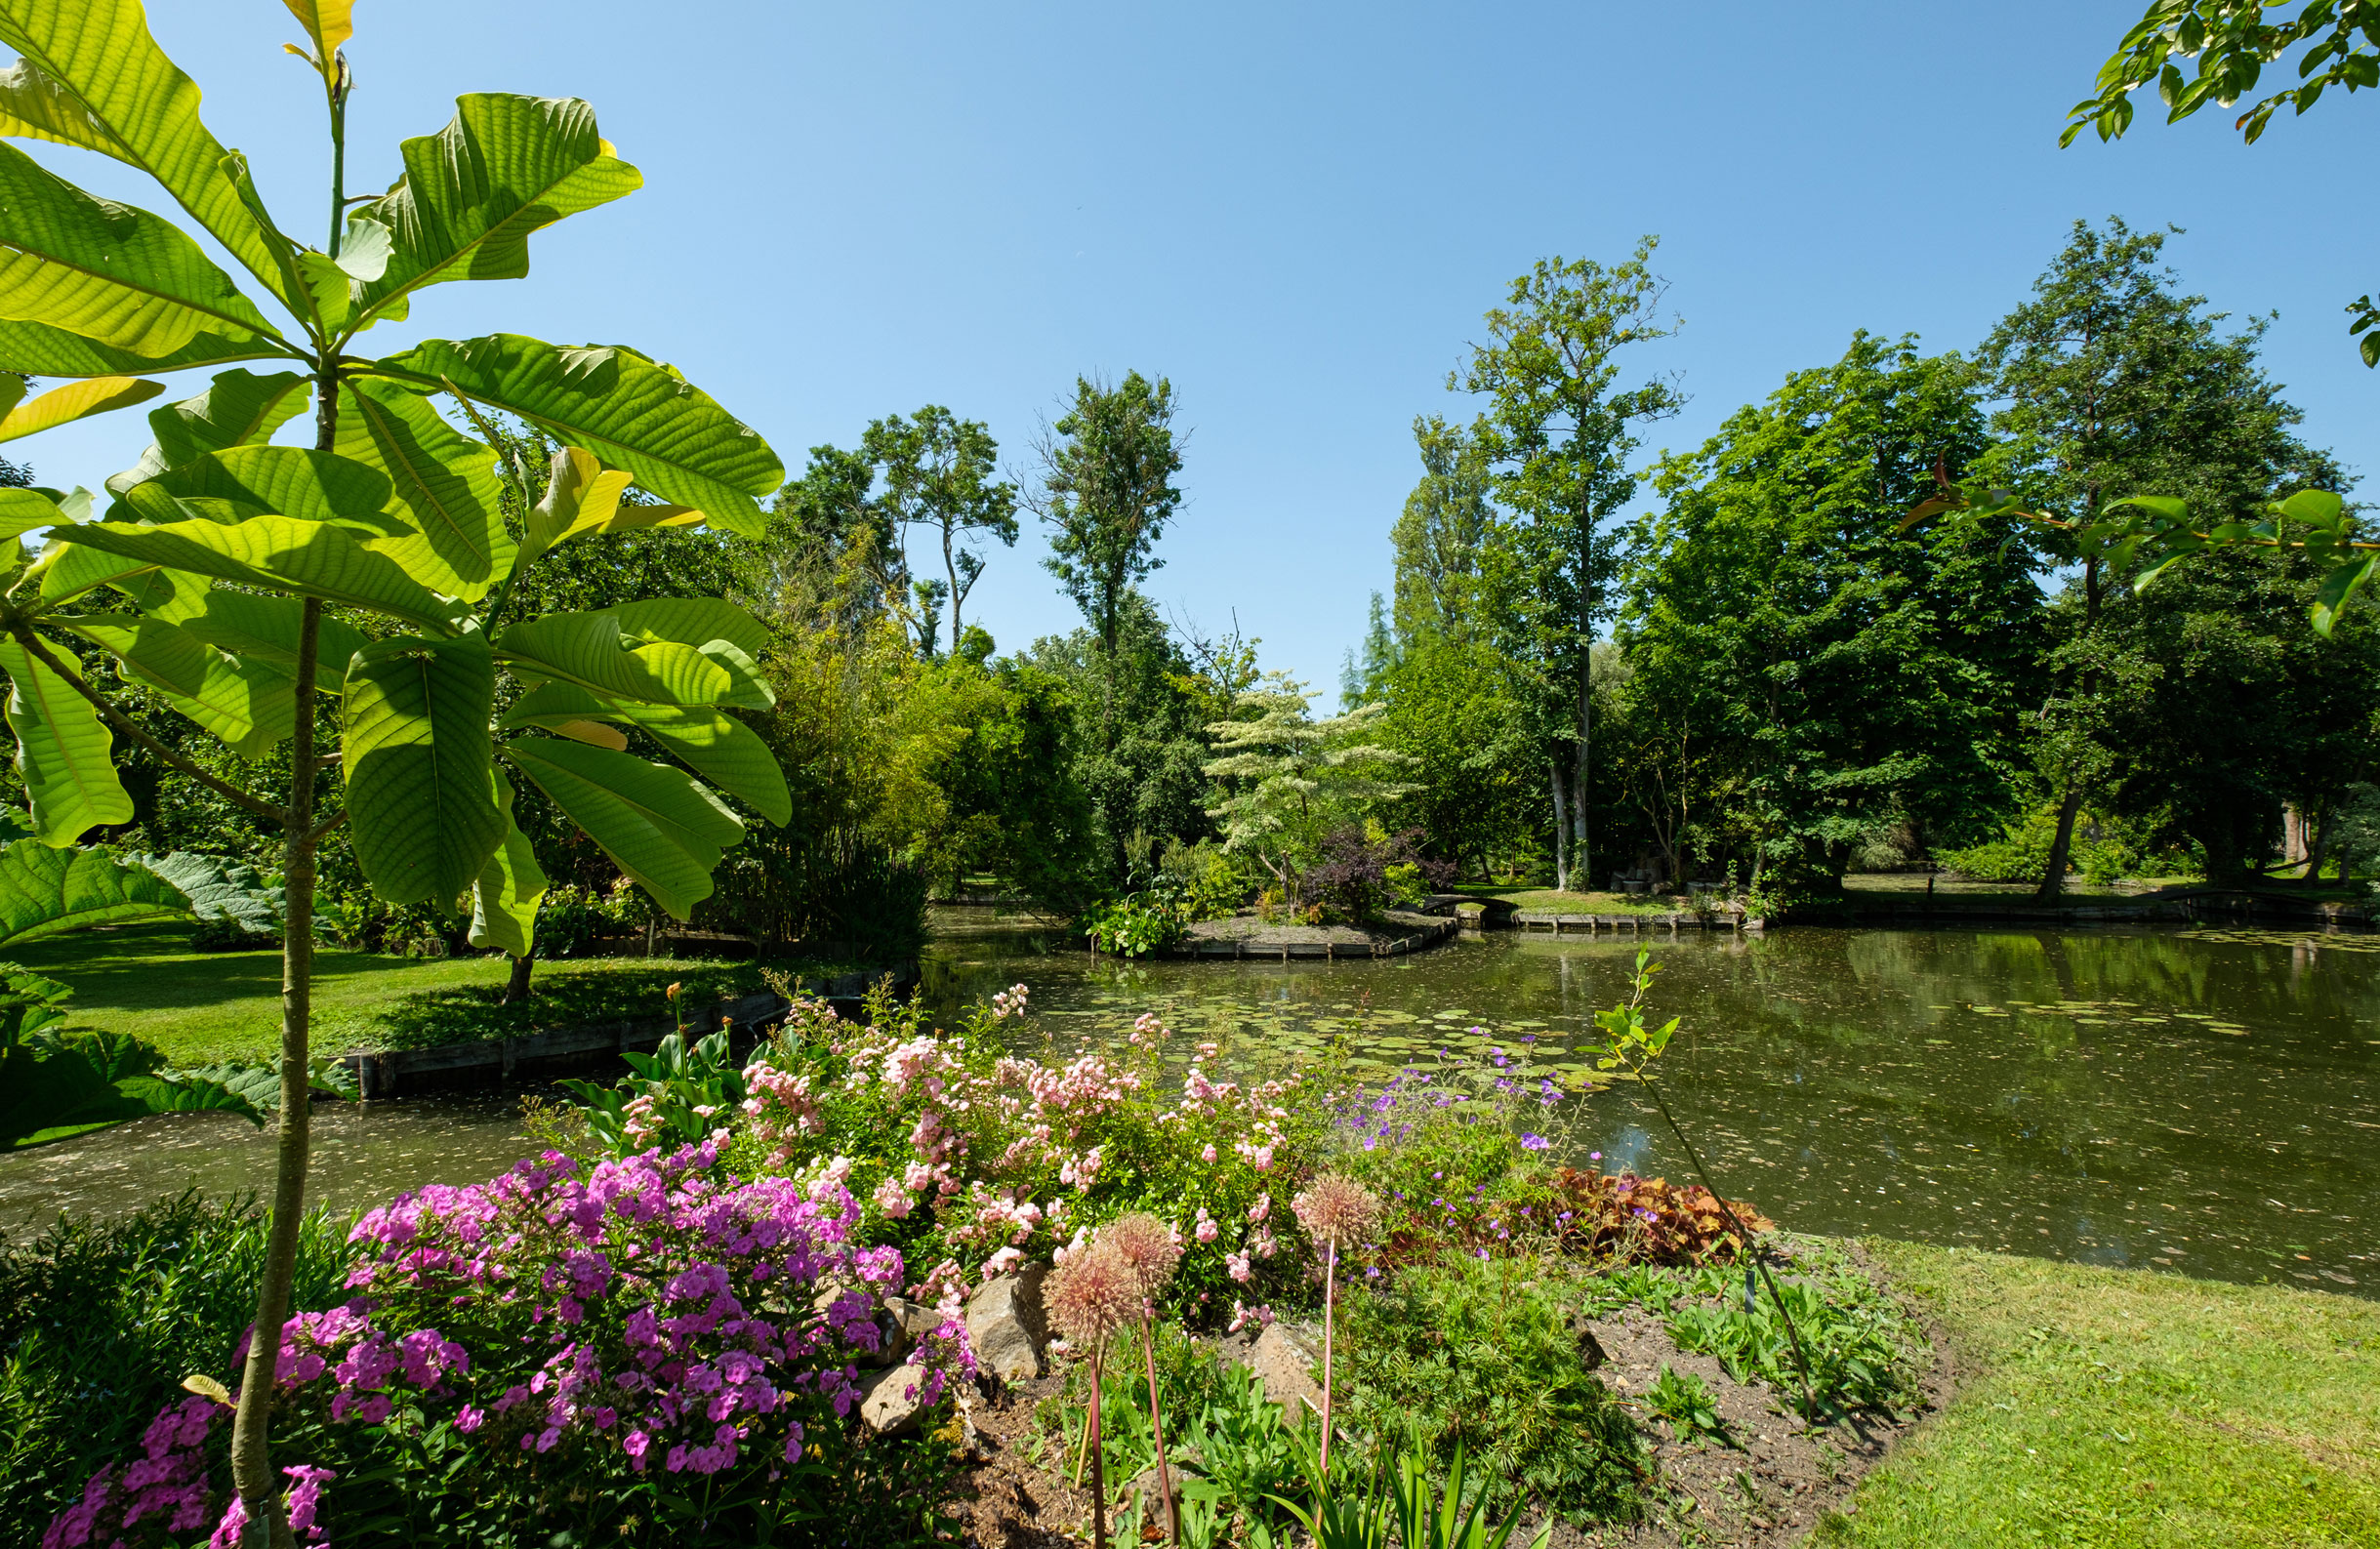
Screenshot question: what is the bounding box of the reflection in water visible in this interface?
[925,916,2379,1297]
[2,918,2370,1299]
[0,1095,532,1237]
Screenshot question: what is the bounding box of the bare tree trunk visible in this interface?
[503,952,535,1003]
[230,357,343,1547]
[229,600,319,1549]
[1550,759,1571,893]
[2035,785,2083,903]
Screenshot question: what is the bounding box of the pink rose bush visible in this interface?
[47,1139,971,1546]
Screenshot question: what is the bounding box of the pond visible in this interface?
[923,917,2378,1296]
[3,919,2371,1298]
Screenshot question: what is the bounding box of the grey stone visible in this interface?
[859,1362,933,1436]
[964,1263,1049,1384]
[875,1295,946,1367]
[1245,1322,1323,1420]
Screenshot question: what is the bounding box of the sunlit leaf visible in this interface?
[468,771,547,958]
[59,512,464,633]
[0,635,130,843]
[0,376,162,443]
[374,335,780,536]
[504,736,742,919]
[277,0,354,73]
[355,94,640,321]
[143,369,310,470]
[0,838,190,948]
[335,377,511,599]
[501,680,788,824]
[0,142,278,356]
[344,633,504,904]
[0,0,289,301]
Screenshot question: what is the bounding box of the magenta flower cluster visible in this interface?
[46,1140,975,1547]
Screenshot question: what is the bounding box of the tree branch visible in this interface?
[11,627,291,827]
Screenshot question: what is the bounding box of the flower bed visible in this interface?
[39,978,1928,1548]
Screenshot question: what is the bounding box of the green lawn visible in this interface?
[9,923,845,1067]
[1822,1242,2380,1548]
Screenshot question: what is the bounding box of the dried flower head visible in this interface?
[1101,1213,1180,1301]
[1292,1172,1379,1247]
[1043,1241,1139,1348]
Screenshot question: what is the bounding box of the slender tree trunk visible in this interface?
[503,952,535,1003]
[2035,784,2084,903]
[1549,759,1571,893]
[231,357,341,1548]
[230,601,320,1549]
[943,519,962,657]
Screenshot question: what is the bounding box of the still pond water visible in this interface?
[4,919,2373,1296]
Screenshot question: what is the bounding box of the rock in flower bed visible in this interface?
[39,978,1933,1548]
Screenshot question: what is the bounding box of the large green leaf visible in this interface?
[0,484,64,546]
[0,0,291,304]
[0,316,289,378]
[140,850,281,935]
[31,538,153,604]
[504,736,742,919]
[54,610,206,693]
[373,335,780,537]
[162,653,298,758]
[0,838,191,947]
[0,375,161,443]
[152,586,367,687]
[335,377,511,599]
[469,771,547,958]
[344,633,503,904]
[609,596,772,659]
[0,141,278,357]
[501,681,790,825]
[49,611,290,754]
[495,610,768,709]
[356,95,640,322]
[0,636,129,842]
[144,446,396,534]
[146,368,310,468]
[0,56,131,163]
[59,512,465,632]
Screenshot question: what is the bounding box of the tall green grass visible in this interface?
[0,1193,356,1545]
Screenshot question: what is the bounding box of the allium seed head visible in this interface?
[1043,1242,1139,1348]
[1101,1212,1180,1299]
[1292,1172,1379,1247]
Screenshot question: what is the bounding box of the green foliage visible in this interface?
[1032,371,1184,656]
[1335,1251,1644,1524]
[0,840,191,947]
[559,1020,754,1157]
[0,1193,355,1536]
[1622,332,2042,903]
[1080,888,1189,957]
[1643,1366,1726,1446]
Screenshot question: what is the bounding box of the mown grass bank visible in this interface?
[1826,1242,2380,1548]
[12,924,849,1068]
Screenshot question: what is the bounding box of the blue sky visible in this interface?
[19,1,2371,690]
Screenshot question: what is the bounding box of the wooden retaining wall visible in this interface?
[1510,910,1744,934]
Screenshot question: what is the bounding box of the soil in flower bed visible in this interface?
[949,1261,1952,1549]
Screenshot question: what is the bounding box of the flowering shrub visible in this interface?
[711,988,1329,1322]
[46,1142,972,1547]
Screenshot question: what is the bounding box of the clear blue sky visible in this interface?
[20,1,2371,690]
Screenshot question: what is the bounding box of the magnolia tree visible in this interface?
[0,2,788,1540]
